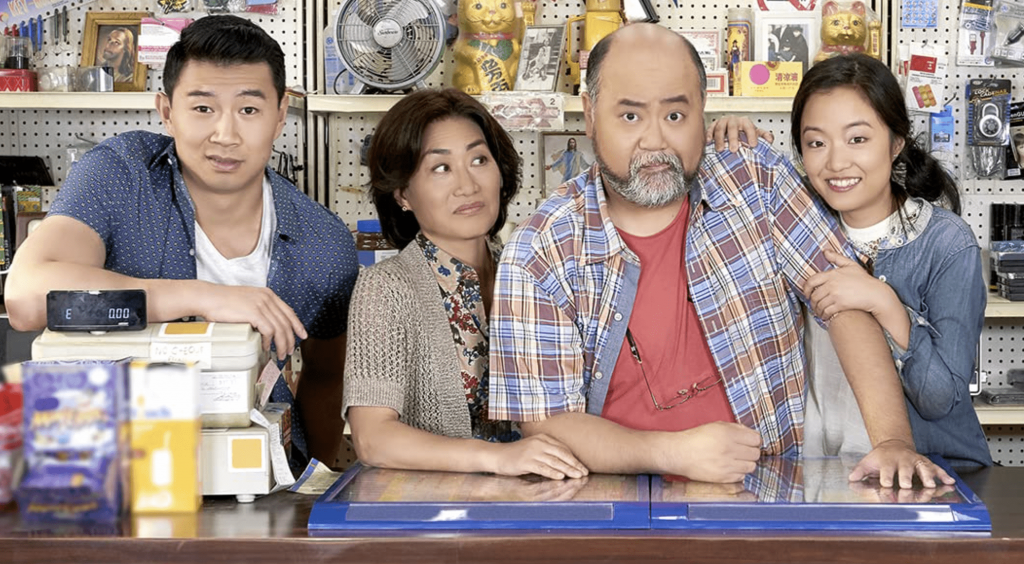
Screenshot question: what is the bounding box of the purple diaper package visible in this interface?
[16,360,130,522]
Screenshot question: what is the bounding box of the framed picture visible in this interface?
[755,11,819,73]
[542,133,594,196]
[515,25,565,92]
[81,12,147,92]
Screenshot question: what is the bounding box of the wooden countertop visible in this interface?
[1,466,1023,563]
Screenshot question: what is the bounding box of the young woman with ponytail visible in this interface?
[794,54,992,468]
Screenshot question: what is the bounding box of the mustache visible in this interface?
[629,152,684,173]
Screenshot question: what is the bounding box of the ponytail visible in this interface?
[895,140,961,215]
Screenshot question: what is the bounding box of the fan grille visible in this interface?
[335,0,446,91]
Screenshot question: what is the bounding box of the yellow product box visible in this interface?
[129,361,202,513]
[732,62,803,97]
[15,186,42,213]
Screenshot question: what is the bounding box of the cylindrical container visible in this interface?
[726,7,753,94]
[355,219,398,268]
[4,36,31,70]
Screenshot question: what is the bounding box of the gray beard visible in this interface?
[596,143,702,208]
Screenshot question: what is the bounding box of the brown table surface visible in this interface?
[2,466,1023,564]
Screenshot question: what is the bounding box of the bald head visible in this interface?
[585,23,707,103]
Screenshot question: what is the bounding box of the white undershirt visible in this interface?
[195,177,276,288]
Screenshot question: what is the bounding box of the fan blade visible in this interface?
[389,41,420,84]
[354,0,382,27]
[338,21,374,45]
[386,0,431,28]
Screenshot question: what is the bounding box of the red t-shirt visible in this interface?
[602,200,735,431]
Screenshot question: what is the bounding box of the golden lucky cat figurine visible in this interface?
[815,0,882,63]
[452,0,521,94]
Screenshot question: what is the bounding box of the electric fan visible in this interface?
[331,0,447,94]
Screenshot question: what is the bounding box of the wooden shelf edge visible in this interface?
[976,403,1024,425]
[986,292,1024,318]
[0,92,305,113]
[308,94,793,115]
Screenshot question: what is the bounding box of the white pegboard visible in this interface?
[0,0,307,190]
[324,1,796,227]
[892,0,1024,196]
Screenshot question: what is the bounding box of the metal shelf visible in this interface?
[986,293,1024,318]
[308,94,793,115]
[975,402,1024,425]
[0,92,306,112]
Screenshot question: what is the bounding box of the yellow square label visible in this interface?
[161,322,212,335]
[230,437,265,471]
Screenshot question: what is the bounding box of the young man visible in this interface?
[4,16,359,470]
[489,23,951,488]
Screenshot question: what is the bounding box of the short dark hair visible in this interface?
[163,15,286,103]
[368,88,522,249]
[791,54,960,215]
[586,27,706,102]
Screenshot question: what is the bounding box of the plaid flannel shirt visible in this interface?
[489,142,850,456]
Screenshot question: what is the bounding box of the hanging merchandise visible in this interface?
[138,17,193,68]
[1004,102,1024,179]
[901,0,939,28]
[0,1,100,30]
[903,42,947,113]
[202,0,278,15]
[991,0,1024,65]
[929,105,958,179]
[966,78,1011,178]
[157,0,192,13]
[957,0,995,67]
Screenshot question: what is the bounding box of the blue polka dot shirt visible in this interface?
[50,130,359,467]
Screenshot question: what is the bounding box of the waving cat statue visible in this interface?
[452,0,521,94]
[814,0,882,63]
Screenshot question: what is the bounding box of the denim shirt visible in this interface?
[871,200,992,466]
[49,130,360,466]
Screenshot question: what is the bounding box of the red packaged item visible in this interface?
[0,383,24,505]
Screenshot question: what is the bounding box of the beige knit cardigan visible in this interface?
[341,242,474,438]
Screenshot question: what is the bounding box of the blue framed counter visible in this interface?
[0,466,1022,564]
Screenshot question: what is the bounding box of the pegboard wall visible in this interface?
[0,0,307,193]
[324,1,801,225]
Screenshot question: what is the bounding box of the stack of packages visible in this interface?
[13,321,294,526]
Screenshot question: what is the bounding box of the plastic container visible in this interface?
[356,219,398,267]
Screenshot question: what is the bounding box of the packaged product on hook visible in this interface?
[966,78,1011,178]
[991,0,1024,65]
[957,0,996,67]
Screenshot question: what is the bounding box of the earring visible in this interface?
[401,205,410,212]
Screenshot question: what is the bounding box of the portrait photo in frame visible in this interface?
[81,12,147,92]
[755,11,819,73]
[541,133,594,197]
[515,26,565,92]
